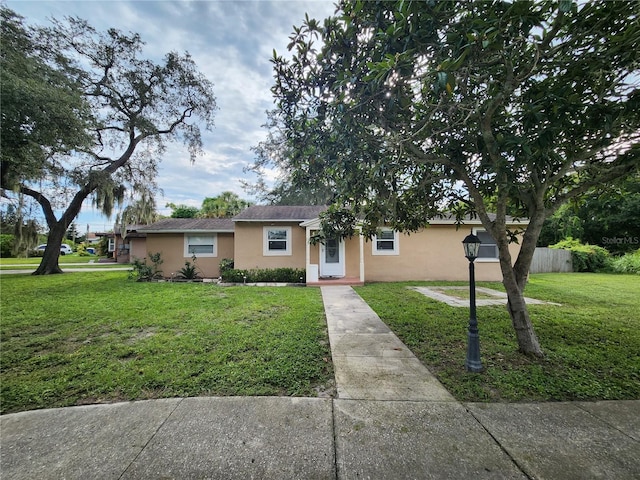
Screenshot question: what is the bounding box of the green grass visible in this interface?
[2,271,637,413]
[1,262,126,270]
[356,273,640,403]
[0,255,101,266]
[428,286,500,300]
[0,272,333,414]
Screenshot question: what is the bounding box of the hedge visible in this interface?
[221,267,305,284]
[606,249,640,275]
[0,234,14,258]
[550,237,609,272]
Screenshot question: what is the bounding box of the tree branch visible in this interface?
[19,185,57,228]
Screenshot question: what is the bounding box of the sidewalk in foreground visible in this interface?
[1,397,638,479]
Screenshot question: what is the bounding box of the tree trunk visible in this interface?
[495,210,547,358]
[502,270,544,357]
[33,223,67,275]
[27,179,90,275]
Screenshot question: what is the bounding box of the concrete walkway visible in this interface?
[322,285,454,402]
[1,286,639,479]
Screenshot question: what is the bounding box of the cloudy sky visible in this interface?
[7,0,336,232]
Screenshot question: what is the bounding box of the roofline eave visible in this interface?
[233,219,317,223]
[139,229,235,234]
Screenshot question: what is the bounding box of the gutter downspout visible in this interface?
[359,227,365,283]
[305,225,311,283]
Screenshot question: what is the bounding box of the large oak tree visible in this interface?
[263,0,640,356]
[1,9,217,274]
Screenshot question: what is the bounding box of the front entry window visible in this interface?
[325,237,340,264]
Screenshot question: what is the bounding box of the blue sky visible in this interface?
[6,0,335,232]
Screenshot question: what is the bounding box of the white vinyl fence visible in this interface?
[530,248,573,273]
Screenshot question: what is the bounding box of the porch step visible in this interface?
[307,277,364,287]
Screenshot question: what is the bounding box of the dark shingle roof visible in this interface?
[232,205,327,222]
[138,218,235,232]
[428,213,528,224]
[112,224,147,237]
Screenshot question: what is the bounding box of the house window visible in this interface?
[263,226,292,256]
[108,238,115,252]
[474,229,499,260]
[372,228,399,255]
[184,234,217,257]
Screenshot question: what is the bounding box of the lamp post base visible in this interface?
[465,360,483,373]
[465,329,483,373]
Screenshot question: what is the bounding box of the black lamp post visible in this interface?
[462,231,483,373]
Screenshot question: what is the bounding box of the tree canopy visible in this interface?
[1,9,93,191]
[538,174,640,254]
[200,191,252,218]
[0,8,217,273]
[166,192,252,218]
[246,110,335,205]
[166,203,200,219]
[263,0,640,356]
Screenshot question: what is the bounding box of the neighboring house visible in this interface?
[96,225,148,263]
[138,218,235,278]
[139,205,527,283]
[85,232,102,246]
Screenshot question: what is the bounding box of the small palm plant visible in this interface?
[178,255,202,279]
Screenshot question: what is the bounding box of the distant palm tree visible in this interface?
[199,191,251,218]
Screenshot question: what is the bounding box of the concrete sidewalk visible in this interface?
[1,286,639,479]
[2,397,638,479]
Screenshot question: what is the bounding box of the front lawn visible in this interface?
[356,273,640,402]
[0,256,100,267]
[0,272,333,414]
[2,271,637,413]
[0,262,126,270]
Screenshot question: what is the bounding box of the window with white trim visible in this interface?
[474,229,499,260]
[263,226,292,256]
[372,228,399,255]
[108,238,115,252]
[184,234,217,257]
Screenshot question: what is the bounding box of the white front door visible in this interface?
[320,237,345,278]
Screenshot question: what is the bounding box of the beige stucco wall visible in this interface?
[309,242,319,268]
[344,236,361,278]
[112,235,146,263]
[359,225,521,282]
[143,232,234,278]
[240,222,521,282]
[129,237,147,261]
[135,221,522,282]
[234,222,308,270]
